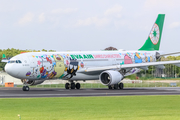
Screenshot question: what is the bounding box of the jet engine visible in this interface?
[99,70,123,86]
[21,79,45,86]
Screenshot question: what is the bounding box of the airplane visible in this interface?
[3,14,180,91]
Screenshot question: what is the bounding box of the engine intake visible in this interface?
[99,70,123,86]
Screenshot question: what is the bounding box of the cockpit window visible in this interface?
[18,60,22,63]
[8,60,22,64]
[10,60,16,63]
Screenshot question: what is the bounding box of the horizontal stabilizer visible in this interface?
[1,60,8,63]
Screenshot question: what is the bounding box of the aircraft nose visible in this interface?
[5,64,10,73]
[5,64,19,77]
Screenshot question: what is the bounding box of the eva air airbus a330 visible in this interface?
[3,14,180,91]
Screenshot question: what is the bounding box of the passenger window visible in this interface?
[16,60,19,63]
[18,60,22,63]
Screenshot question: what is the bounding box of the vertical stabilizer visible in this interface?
[2,54,6,60]
[139,14,165,51]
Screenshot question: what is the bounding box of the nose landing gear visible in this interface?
[22,86,30,91]
[21,79,30,91]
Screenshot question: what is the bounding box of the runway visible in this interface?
[0,87,180,98]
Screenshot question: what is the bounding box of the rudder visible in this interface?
[139,14,165,51]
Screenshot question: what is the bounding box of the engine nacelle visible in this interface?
[21,79,45,86]
[99,70,123,86]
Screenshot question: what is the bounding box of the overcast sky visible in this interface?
[0,0,180,53]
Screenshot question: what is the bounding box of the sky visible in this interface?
[0,0,180,53]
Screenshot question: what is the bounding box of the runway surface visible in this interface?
[0,87,180,98]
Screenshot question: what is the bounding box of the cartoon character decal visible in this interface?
[53,55,65,78]
[80,62,84,68]
[64,58,79,79]
[124,54,133,64]
[145,56,148,62]
[134,52,142,63]
[25,52,156,80]
[150,56,153,62]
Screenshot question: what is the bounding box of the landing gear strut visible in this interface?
[65,82,81,89]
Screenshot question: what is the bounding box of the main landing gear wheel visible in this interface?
[108,86,112,89]
[114,84,118,89]
[119,83,124,89]
[75,83,81,89]
[65,83,70,89]
[22,86,29,91]
[71,82,76,89]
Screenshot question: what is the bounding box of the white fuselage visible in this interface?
[5,50,160,81]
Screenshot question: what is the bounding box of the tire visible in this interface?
[119,83,124,89]
[75,83,81,89]
[108,86,112,89]
[65,83,70,89]
[114,84,118,89]
[25,86,30,91]
[22,86,29,91]
[71,82,75,89]
[22,86,26,91]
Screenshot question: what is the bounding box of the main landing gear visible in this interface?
[22,86,30,91]
[108,82,124,90]
[65,82,81,89]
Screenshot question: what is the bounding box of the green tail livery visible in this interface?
[2,54,6,60]
[139,14,165,51]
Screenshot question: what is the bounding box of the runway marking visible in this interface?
[0,87,180,98]
[0,91,179,97]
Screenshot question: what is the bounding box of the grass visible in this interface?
[0,95,180,120]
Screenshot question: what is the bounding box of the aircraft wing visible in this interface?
[81,60,180,73]
[160,52,180,56]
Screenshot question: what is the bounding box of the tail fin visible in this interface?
[1,54,8,63]
[2,54,6,60]
[138,14,165,51]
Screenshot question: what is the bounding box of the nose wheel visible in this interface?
[22,86,30,91]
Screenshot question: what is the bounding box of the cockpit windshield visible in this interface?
[8,60,22,63]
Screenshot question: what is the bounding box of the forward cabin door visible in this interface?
[29,55,36,68]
